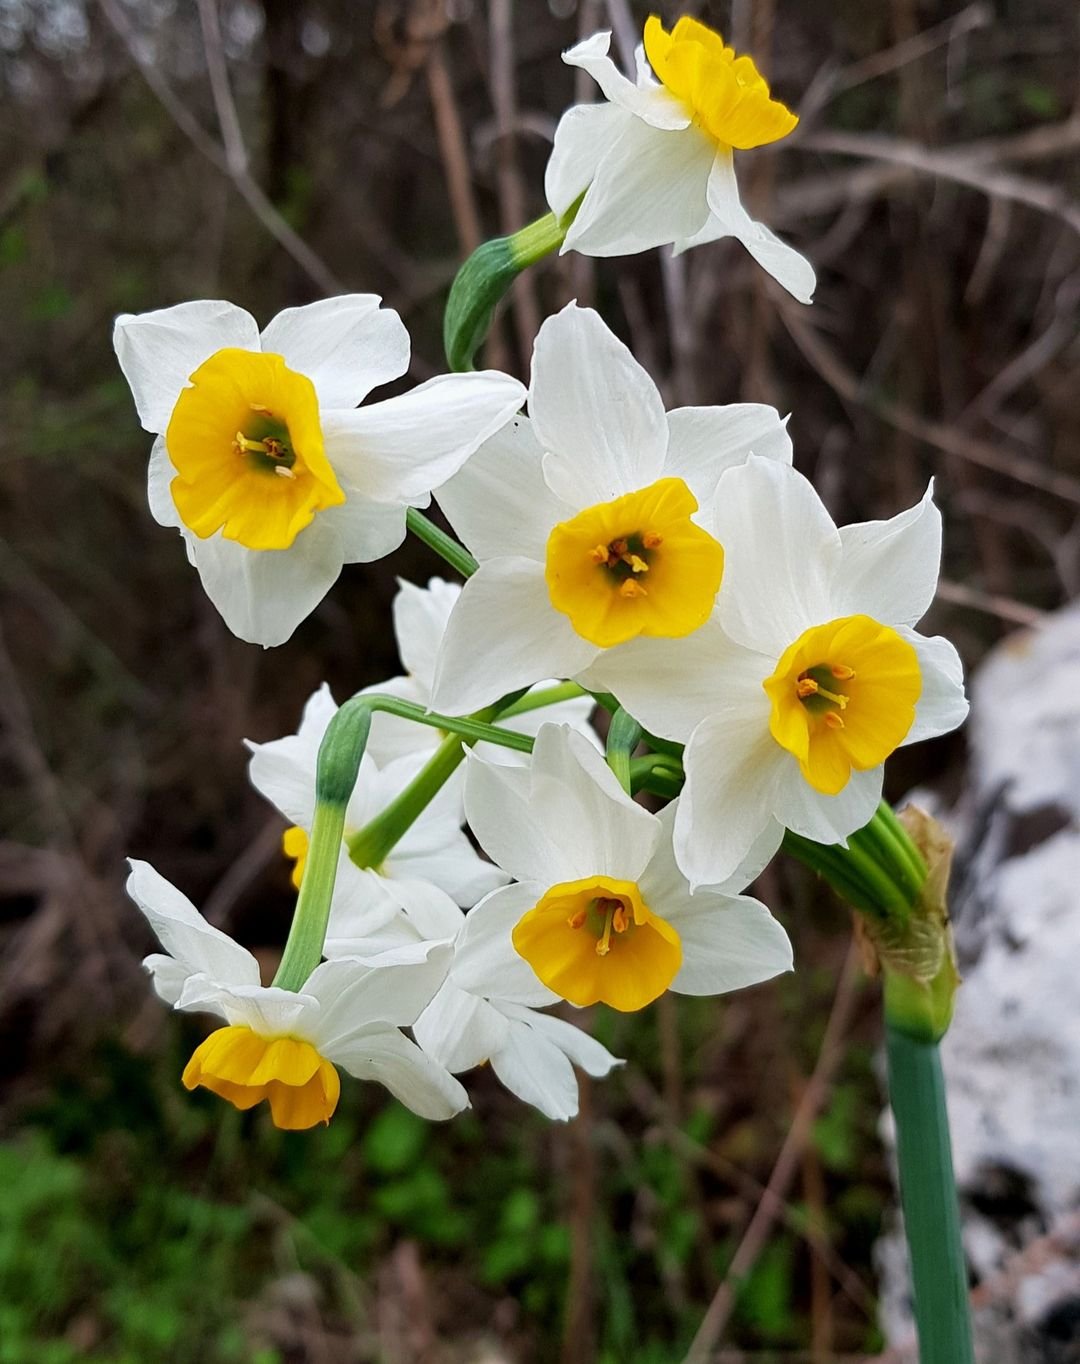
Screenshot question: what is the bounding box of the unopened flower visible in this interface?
[545,19,814,302]
[431,302,792,715]
[126,860,467,1128]
[462,724,792,1013]
[360,577,598,767]
[113,296,525,646]
[595,457,969,887]
[248,684,508,941]
[324,879,622,1121]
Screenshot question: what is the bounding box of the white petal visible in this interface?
[562,31,690,130]
[545,101,630,217]
[489,1016,581,1121]
[489,1021,580,1120]
[113,299,260,433]
[259,295,410,409]
[670,893,793,996]
[465,724,660,885]
[126,859,260,991]
[771,762,884,845]
[322,371,525,503]
[562,119,713,259]
[392,577,461,691]
[143,954,192,1006]
[306,944,453,1039]
[387,829,509,909]
[499,1002,621,1078]
[663,404,793,531]
[429,557,599,715]
[186,981,315,1036]
[901,630,970,745]
[435,415,570,563]
[705,152,817,304]
[368,875,465,942]
[246,684,345,826]
[676,712,787,888]
[147,438,181,528]
[642,800,782,900]
[186,521,343,647]
[331,1026,469,1118]
[583,619,765,743]
[531,303,669,505]
[413,982,510,1073]
[325,862,415,948]
[450,883,558,1007]
[713,457,841,658]
[318,487,408,565]
[836,484,942,627]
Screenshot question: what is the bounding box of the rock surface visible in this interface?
[879,603,1080,1361]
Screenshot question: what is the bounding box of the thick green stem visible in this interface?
[605,707,642,795]
[886,1026,974,1364]
[405,507,478,578]
[497,681,588,718]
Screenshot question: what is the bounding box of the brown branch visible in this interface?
[683,943,864,1363]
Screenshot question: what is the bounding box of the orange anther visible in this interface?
[824,711,846,729]
[642,531,663,550]
[831,664,855,681]
[619,579,648,599]
[796,677,819,698]
[567,908,588,930]
[612,904,631,934]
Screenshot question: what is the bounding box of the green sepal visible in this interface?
[443,208,574,372]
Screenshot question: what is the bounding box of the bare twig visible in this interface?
[935,578,1048,628]
[97,0,346,295]
[683,942,864,1363]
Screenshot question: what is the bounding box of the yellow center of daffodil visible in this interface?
[643,14,799,151]
[763,615,922,796]
[544,477,724,648]
[166,347,346,551]
[182,1024,340,1130]
[512,875,682,1012]
[282,825,308,890]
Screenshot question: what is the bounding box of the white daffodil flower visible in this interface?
[125,860,468,1129]
[594,457,970,888]
[359,576,598,767]
[113,296,525,646]
[545,19,815,302]
[247,683,509,942]
[323,879,622,1122]
[459,724,792,1014]
[430,302,792,716]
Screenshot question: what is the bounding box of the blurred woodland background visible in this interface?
[1,0,1078,1360]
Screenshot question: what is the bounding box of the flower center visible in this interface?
[512,874,682,1012]
[643,15,799,151]
[166,347,346,551]
[763,614,922,796]
[544,477,724,648]
[182,1024,340,1130]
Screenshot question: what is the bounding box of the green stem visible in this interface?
[497,681,588,718]
[605,707,642,796]
[886,1025,974,1364]
[405,508,478,579]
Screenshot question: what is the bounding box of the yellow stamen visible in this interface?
[513,875,682,1012]
[763,614,922,795]
[182,1025,340,1130]
[167,348,345,551]
[643,15,799,151]
[545,477,724,648]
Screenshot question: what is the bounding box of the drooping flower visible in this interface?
[358,576,598,767]
[589,457,969,887]
[247,684,508,942]
[113,296,525,646]
[126,860,467,1128]
[461,724,793,1013]
[323,875,622,1122]
[545,19,815,302]
[430,302,792,715]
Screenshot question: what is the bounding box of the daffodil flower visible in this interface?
[322,874,622,1121]
[247,683,508,941]
[430,302,792,715]
[591,457,969,888]
[126,860,468,1128]
[113,296,525,646]
[358,576,597,767]
[460,725,792,1014]
[545,19,815,302]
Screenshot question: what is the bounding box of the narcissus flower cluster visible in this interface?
[119,12,968,1134]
